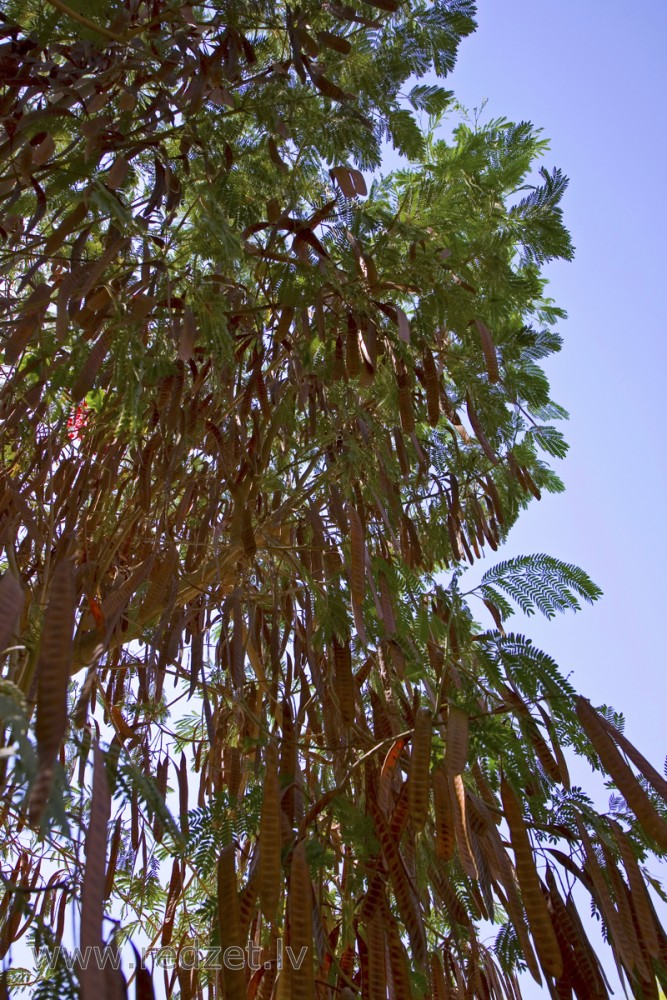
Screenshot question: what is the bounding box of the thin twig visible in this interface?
[44,0,124,42]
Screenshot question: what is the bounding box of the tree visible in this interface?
[0,0,665,997]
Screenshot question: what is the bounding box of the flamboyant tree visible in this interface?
[0,0,666,998]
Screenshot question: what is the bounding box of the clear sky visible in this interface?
[423,1,667,994]
[442,0,667,792]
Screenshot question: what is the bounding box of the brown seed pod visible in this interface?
[71,329,112,402]
[474,319,500,383]
[536,705,571,790]
[432,767,455,861]
[397,368,416,434]
[238,863,259,943]
[140,543,179,624]
[365,907,387,1000]
[80,744,111,1000]
[29,555,76,825]
[422,348,440,426]
[367,796,428,971]
[430,952,450,1000]
[241,504,257,559]
[527,720,562,784]
[333,636,355,726]
[409,708,432,832]
[445,703,469,775]
[0,571,24,657]
[545,866,608,998]
[289,840,314,1000]
[501,777,563,979]
[576,698,667,851]
[465,393,498,464]
[259,742,281,921]
[449,774,477,880]
[610,819,660,960]
[217,845,246,1000]
[576,820,635,974]
[488,831,543,985]
[599,713,667,802]
[161,858,183,947]
[104,817,122,901]
[385,904,414,998]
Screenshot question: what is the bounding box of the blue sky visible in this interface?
[442,0,667,792]
[423,1,667,993]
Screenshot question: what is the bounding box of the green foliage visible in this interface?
[479,552,603,619]
[183,788,263,876]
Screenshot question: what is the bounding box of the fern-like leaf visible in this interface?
[479,554,602,619]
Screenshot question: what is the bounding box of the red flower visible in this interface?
[67,401,88,441]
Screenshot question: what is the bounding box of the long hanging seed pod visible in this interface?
[491,854,542,984]
[71,329,112,401]
[430,952,453,1000]
[348,502,367,641]
[576,820,635,977]
[80,744,111,1000]
[279,700,297,826]
[465,392,498,464]
[610,820,660,960]
[240,502,257,559]
[393,427,411,478]
[432,767,455,861]
[545,867,608,999]
[526,719,562,783]
[466,789,541,983]
[598,713,667,802]
[444,703,469,775]
[217,845,246,1000]
[500,776,563,979]
[140,543,179,624]
[365,907,387,1000]
[448,774,478,880]
[259,741,281,921]
[346,315,361,377]
[576,698,667,851]
[474,319,500,383]
[600,843,650,981]
[422,348,441,426]
[333,636,355,726]
[408,707,432,832]
[104,817,123,901]
[0,571,24,657]
[483,473,505,526]
[378,570,397,637]
[385,904,414,999]
[238,862,259,944]
[368,796,428,971]
[289,840,314,1000]
[29,555,76,825]
[161,858,183,947]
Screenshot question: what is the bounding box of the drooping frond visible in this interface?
[479,553,603,619]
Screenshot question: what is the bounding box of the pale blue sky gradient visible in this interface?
[445,0,667,787]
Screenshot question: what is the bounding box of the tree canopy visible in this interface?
[0,0,666,997]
